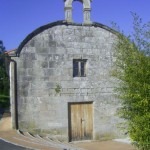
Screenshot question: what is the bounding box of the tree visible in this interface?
[0,40,9,108]
[112,14,150,150]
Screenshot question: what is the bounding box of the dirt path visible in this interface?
[0,113,136,150]
[75,141,135,150]
[0,112,11,131]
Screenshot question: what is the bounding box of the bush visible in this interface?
[113,14,150,150]
[0,95,10,108]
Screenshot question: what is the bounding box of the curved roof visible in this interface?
[16,20,118,56]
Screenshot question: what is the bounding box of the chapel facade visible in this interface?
[9,0,124,142]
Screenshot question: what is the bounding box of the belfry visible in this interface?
[64,0,92,24]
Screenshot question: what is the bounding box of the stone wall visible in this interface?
[13,24,123,141]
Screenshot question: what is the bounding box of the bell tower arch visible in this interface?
[64,0,92,24]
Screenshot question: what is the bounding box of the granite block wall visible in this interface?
[13,24,123,141]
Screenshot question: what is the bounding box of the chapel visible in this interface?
[8,0,123,142]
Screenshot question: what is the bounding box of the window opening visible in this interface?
[73,59,87,77]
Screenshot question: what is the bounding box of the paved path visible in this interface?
[0,139,31,150]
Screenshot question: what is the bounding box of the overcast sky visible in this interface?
[0,0,150,50]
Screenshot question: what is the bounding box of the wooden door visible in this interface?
[68,102,93,141]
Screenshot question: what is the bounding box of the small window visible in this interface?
[73,59,87,77]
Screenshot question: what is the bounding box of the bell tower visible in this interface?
[64,0,92,24]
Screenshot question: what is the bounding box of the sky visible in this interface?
[0,0,150,50]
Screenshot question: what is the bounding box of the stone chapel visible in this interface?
[8,0,124,142]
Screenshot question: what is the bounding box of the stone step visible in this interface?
[17,130,52,146]
[0,130,58,150]
[18,130,85,150]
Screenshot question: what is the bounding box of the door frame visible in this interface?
[68,101,94,142]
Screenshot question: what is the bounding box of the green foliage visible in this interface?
[0,95,10,108]
[113,14,150,150]
[0,40,9,108]
[55,84,61,93]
